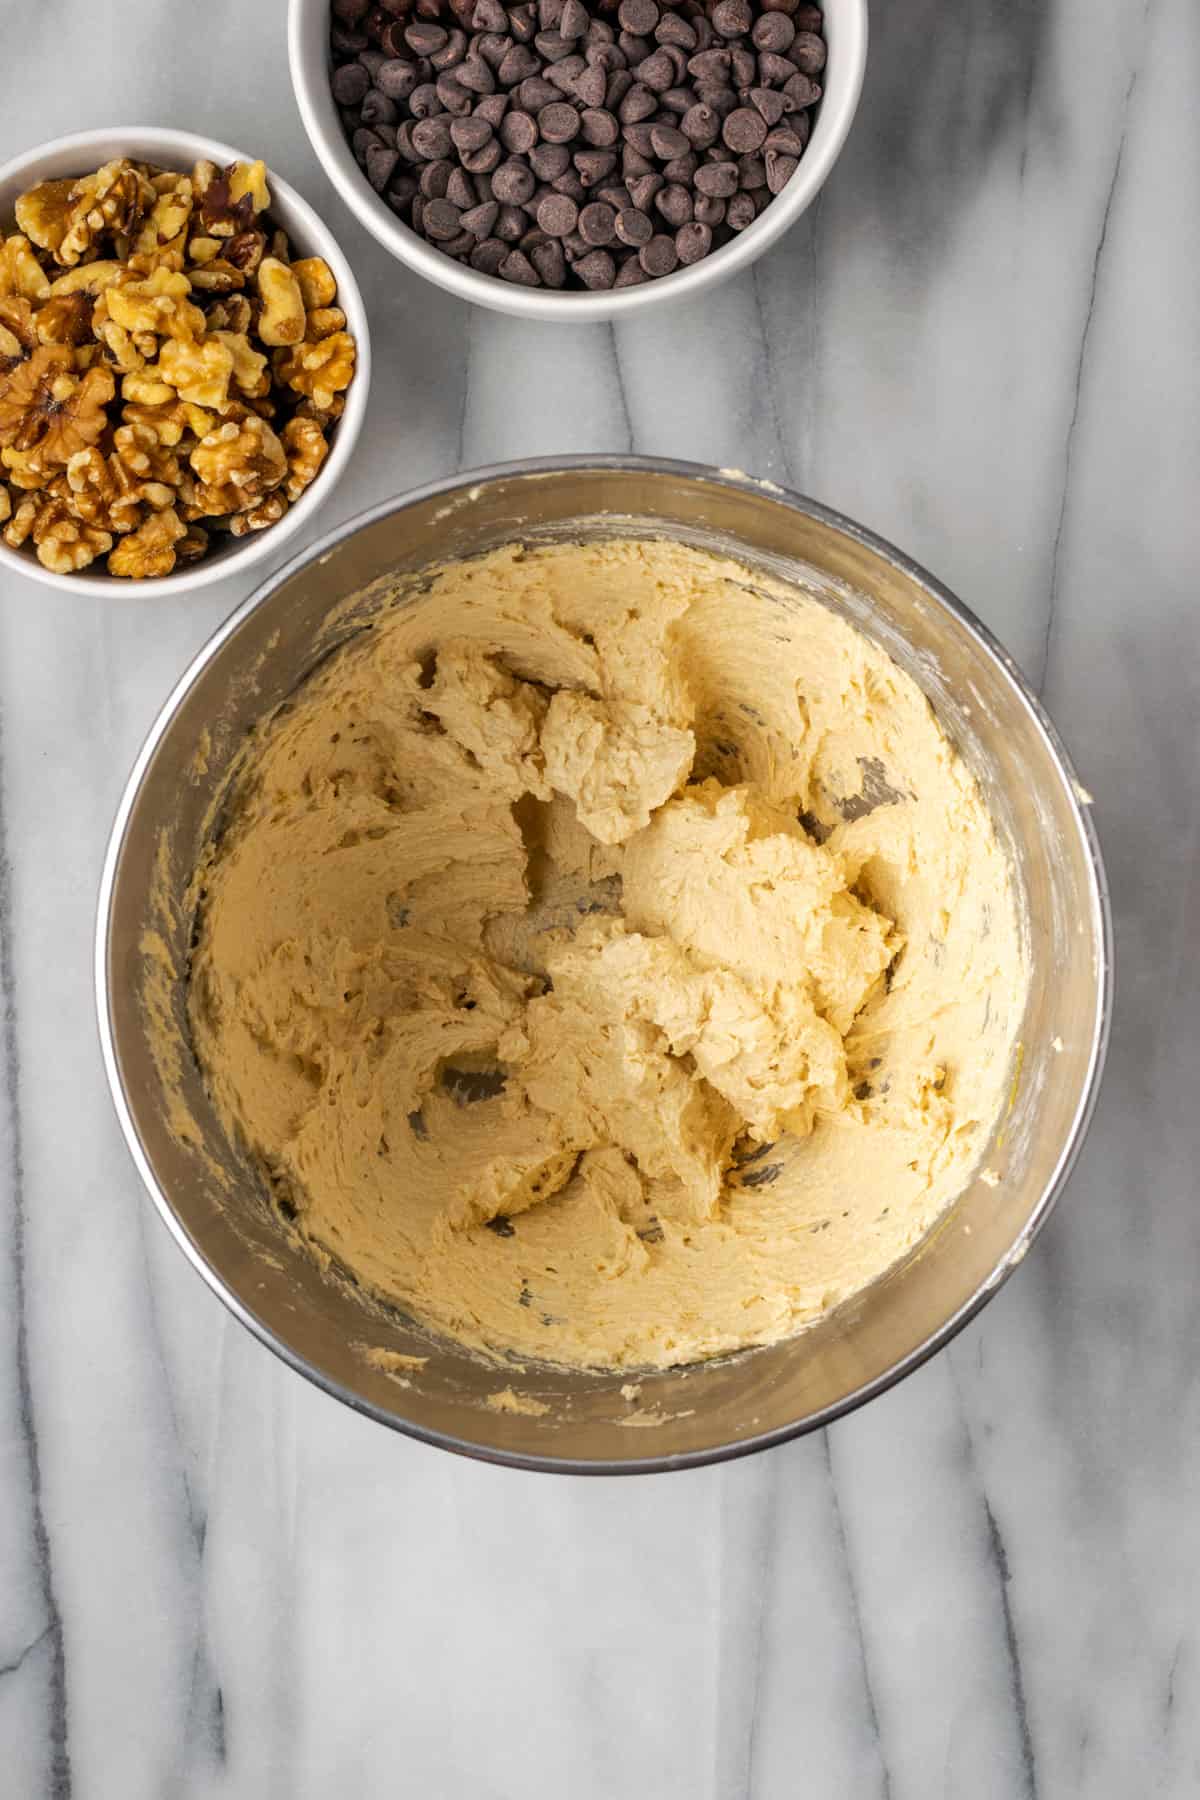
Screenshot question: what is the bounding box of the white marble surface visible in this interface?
[1,1,1198,1794]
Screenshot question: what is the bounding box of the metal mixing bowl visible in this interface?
[96,458,1112,1473]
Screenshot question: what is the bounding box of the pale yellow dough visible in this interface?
[188,540,1027,1371]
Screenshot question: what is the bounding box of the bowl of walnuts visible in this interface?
[0,127,370,593]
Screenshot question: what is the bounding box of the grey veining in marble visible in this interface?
[1,0,1198,1794]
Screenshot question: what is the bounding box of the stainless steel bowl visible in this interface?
[96,459,1112,1473]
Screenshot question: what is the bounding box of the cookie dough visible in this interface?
[188,539,1026,1370]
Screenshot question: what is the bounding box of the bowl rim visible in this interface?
[287,0,869,323]
[95,455,1114,1475]
[0,124,372,598]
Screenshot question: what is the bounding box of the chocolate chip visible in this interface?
[332,62,371,104]
[409,82,441,119]
[659,181,695,226]
[365,143,400,189]
[498,42,540,84]
[627,170,664,210]
[496,202,529,240]
[531,239,567,285]
[492,157,536,203]
[726,190,756,230]
[675,220,712,263]
[513,76,555,110]
[636,49,675,92]
[649,121,689,160]
[412,116,454,159]
[694,160,738,197]
[462,136,503,173]
[579,200,617,244]
[723,107,767,153]
[765,149,798,193]
[656,13,697,50]
[430,30,468,71]
[530,140,571,178]
[790,30,827,75]
[474,92,510,125]
[614,205,653,245]
[539,101,580,142]
[473,0,508,28]
[500,246,541,284]
[618,83,657,124]
[436,74,474,115]
[574,248,616,287]
[451,115,494,154]
[405,21,447,55]
[447,165,478,208]
[619,0,659,33]
[461,198,500,235]
[537,192,579,235]
[545,54,588,93]
[422,197,462,239]
[331,0,823,288]
[419,157,453,198]
[500,110,539,153]
[559,0,589,40]
[376,57,420,100]
[470,235,508,273]
[457,57,496,94]
[750,86,786,126]
[579,107,620,147]
[639,233,677,276]
[753,11,795,51]
[573,63,609,106]
[782,70,821,109]
[574,148,617,186]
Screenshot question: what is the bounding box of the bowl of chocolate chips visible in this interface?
[290,0,866,318]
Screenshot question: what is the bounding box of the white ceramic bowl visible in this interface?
[0,126,371,598]
[289,0,867,323]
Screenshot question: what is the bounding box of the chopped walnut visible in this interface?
[275,331,356,412]
[305,305,347,343]
[4,488,112,571]
[0,235,52,303]
[175,522,209,562]
[205,294,253,335]
[187,259,247,294]
[256,258,305,346]
[0,346,114,463]
[66,445,144,535]
[280,415,329,502]
[211,329,268,397]
[46,260,126,298]
[292,259,336,313]
[113,420,182,492]
[228,490,288,536]
[0,296,38,353]
[107,504,186,578]
[155,333,236,410]
[106,267,205,340]
[189,414,287,515]
[35,292,94,347]
[0,151,353,577]
[14,181,76,260]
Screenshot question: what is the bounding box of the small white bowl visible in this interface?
[0,126,371,597]
[289,0,867,324]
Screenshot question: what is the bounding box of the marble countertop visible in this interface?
[2,2,1198,1795]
